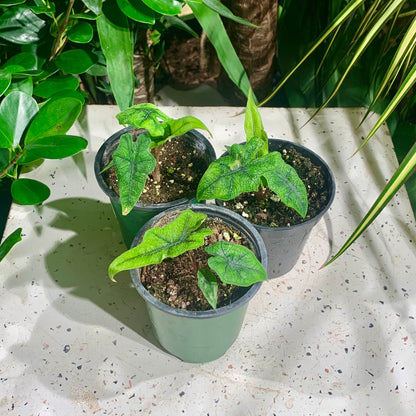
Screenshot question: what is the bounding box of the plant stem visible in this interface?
[152,146,161,183]
[50,0,75,61]
[0,152,22,178]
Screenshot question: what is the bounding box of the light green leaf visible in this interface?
[81,0,102,15]
[325,141,416,266]
[116,0,155,24]
[0,228,22,263]
[116,103,169,136]
[0,114,13,148]
[164,15,199,38]
[141,0,182,15]
[197,268,218,309]
[0,5,46,44]
[113,133,156,215]
[19,135,88,164]
[202,0,257,28]
[109,209,211,280]
[205,241,267,286]
[67,21,94,43]
[2,52,37,74]
[11,178,50,205]
[54,49,97,74]
[33,75,80,98]
[97,1,134,111]
[24,96,83,144]
[5,77,33,97]
[0,91,38,147]
[0,70,12,95]
[187,0,252,99]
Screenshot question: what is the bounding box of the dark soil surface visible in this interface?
[103,136,209,205]
[141,216,252,311]
[222,147,330,227]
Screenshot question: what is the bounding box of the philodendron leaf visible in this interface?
[262,155,308,218]
[116,0,155,24]
[0,114,13,148]
[0,227,22,263]
[205,241,267,286]
[54,49,97,74]
[0,91,38,147]
[0,70,12,95]
[11,178,50,204]
[112,133,156,215]
[245,89,268,156]
[108,209,212,281]
[33,75,80,98]
[116,103,169,137]
[18,135,88,164]
[197,267,218,309]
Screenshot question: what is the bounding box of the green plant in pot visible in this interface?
[108,204,267,363]
[197,90,336,277]
[94,103,215,246]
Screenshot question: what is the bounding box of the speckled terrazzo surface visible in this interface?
[1,106,415,415]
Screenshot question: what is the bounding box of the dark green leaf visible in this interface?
[0,91,38,147]
[0,228,22,263]
[0,148,10,170]
[2,52,37,74]
[109,209,211,281]
[202,0,257,28]
[116,0,155,24]
[0,114,13,148]
[97,1,134,110]
[67,21,94,43]
[141,0,182,15]
[116,103,169,136]
[19,135,88,164]
[81,0,102,15]
[11,178,50,205]
[0,70,12,95]
[197,268,218,309]
[4,77,33,97]
[54,49,97,74]
[33,75,79,98]
[0,5,46,44]
[113,133,156,215]
[164,16,199,38]
[0,0,25,5]
[205,241,267,286]
[24,96,83,144]
[29,4,56,15]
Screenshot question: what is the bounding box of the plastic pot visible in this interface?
[130,203,267,363]
[218,139,336,278]
[94,128,215,247]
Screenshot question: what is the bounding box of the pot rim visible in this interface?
[130,203,266,319]
[94,127,216,210]
[217,138,336,231]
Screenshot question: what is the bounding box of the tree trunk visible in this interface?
[218,0,278,105]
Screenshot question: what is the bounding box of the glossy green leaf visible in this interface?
[116,0,155,24]
[81,0,102,15]
[141,0,182,15]
[67,21,94,43]
[206,241,267,286]
[244,89,268,156]
[116,103,169,136]
[202,0,257,28]
[0,70,12,95]
[197,268,218,309]
[97,1,134,111]
[54,49,97,74]
[3,52,37,74]
[187,0,252,99]
[0,91,38,147]
[19,135,88,164]
[113,133,156,215]
[0,148,10,171]
[108,209,211,281]
[4,77,33,97]
[0,228,22,263]
[29,4,56,15]
[24,96,83,144]
[164,15,199,38]
[325,141,416,266]
[11,178,50,205]
[33,75,80,98]
[0,5,46,44]
[0,114,13,148]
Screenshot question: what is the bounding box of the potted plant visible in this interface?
[108,203,267,363]
[197,91,336,277]
[94,103,215,246]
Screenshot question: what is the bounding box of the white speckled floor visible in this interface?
[1,106,415,415]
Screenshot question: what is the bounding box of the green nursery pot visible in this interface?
[94,128,215,247]
[130,203,267,363]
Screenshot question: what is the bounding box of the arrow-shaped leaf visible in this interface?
[109,209,211,280]
[197,267,218,309]
[0,227,22,263]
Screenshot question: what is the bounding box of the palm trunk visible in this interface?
[218,0,278,104]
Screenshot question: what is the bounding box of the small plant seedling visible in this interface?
[108,209,267,309]
[197,90,308,218]
[103,104,211,215]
